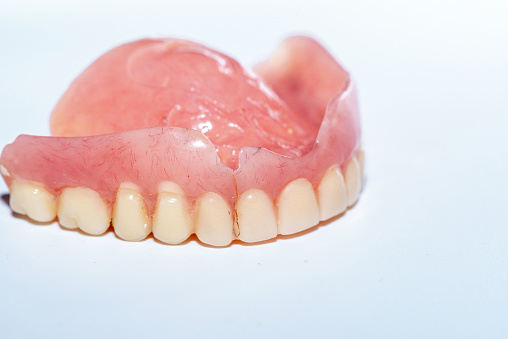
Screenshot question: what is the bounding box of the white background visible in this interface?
[1,0,507,337]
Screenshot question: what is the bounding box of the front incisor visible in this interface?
[277,178,320,235]
[317,166,347,221]
[194,192,234,246]
[112,182,151,241]
[9,180,56,222]
[152,182,193,244]
[57,187,111,235]
[345,156,362,206]
[236,189,277,243]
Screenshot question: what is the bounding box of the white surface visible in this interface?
[1,1,508,338]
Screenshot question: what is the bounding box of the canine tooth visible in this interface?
[277,178,320,235]
[345,156,361,206]
[152,181,193,244]
[57,187,111,235]
[9,180,56,222]
[236,189,277,243]
[195,192,234,246]
[112,182,151,241]
[317,166,347,221]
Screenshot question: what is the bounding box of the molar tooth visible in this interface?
[57,187,111,235]
[317,165,347,221]
[9,180,56,222]
[277,178,320,235]
[345,156,362,206]
[236,189,277,243]
[152,181,193,244]
[194,192,233,246]
[357,148,365,189]
[112,182,151,241]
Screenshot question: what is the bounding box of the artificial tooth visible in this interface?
[9,180,56,222]
[236,189,277,243]
[345,156,361,206]
[194,192,234,246]
[112,182,150,241]
[57,187,111,235]
[317,165,347,221]
[152,181,193,244]
[357,148,365,189]
[276,178,320,235]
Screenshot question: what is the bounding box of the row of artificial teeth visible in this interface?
[7,150,364,246]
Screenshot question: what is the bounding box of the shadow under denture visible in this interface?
[1,193,9,207]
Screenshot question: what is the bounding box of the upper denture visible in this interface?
[0,36,363,246]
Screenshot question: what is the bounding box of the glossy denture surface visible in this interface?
[50,38,317,169]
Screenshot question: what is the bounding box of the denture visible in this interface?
[0,36,363,246]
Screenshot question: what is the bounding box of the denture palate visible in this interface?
[0,36,363,246]
[5,150,363,245]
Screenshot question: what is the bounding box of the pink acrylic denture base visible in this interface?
[0,81,360,214]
